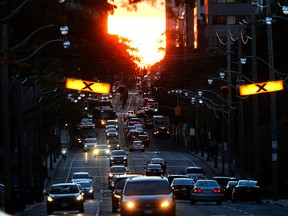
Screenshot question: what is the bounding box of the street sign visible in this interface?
[239,80,284,96]
[65,77,110,93]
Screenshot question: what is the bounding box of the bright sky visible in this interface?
[108,0,166,68]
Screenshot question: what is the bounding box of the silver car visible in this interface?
[190,179,223,205]
[83,138,97,151]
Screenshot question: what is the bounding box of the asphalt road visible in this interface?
[14,91,288,216]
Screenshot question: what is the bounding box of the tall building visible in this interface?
[165,0,252,56]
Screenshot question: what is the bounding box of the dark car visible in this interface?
[109,150,128,166]
[44,183,84,215]
[76,180,94,199]
[120,176,176,216]
[145,164,164,176]
[111,174,143,213]
[212,176,238,190]
[108,139,120,150]
[223,180,238,200]
[167,174,191,185]
[135,134,150,147]
[129,140,145,152]
[190,179,223,205]
[148,157,167,173]
[232,180,262,204]
[171,178,195,199]
[107,165,128,185]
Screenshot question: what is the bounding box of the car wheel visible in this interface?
[112,204,118,213]
[190,199,195,205]
[47,208,53,215]
[79,204,84,213]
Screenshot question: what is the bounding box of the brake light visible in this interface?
[213,189,221,193]
[146,170,152,172]
[159,169,164,172]
[171,186,174,190]
[193,188,202,193]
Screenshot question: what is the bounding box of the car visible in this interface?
[190,179,223,205]
[108,139,120,150]
[71,172,92,183]
[44,183,84,214]
[167,174,191,185]
[148,157,167,173]
[107,165,128,185]
[232,180,262,204]
[184,166,206,181]
[109,150,128,166]
[106,119,118,129]
[135,134,150,147]
[129,140,145,152]
[223,180,238,200]
[171,178,195,199]
[120,176,176,216]
[93,144,110,157]
[145,163,164,176]
[76,180,95,199]
[212,176,238,190]
[111,174,143,213]
[106,127,118,139]
[83,137,97,151]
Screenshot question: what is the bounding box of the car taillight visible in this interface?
[171,186,174,190]
[193,188,202,193]
[146,170,152,172]
[159,169,164,172]
[213,189,221,193]
[201,175,205,179]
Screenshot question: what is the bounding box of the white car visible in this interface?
[83,138,97,151]
[184,166,206,181]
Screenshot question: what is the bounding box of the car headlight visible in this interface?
[109,173,113,177]
[89,189,93,193]
[94,149,99,155]
[126,201,135,209]
[161,200,170,208]
[106,150,110,154]
[47,196,54,202]
[123,157,127,160]
[110,157,114,160]
[76,194,84,201]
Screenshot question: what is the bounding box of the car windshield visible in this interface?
[112,151,125,156]
[196,181,218,187]
[124,181,171,195]
[73,174,89,179]
[110,167,126,172]
[186,168,202,174]
[77,182,91,187]
[173,179,194,185]
[238,181,258,187]
[115,179,127,189]
[85,139,96,143]
[50,185,79,194]
[151,159,163,163]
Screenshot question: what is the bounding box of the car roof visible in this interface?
[73,171,89,175]
[51,183,78,187]
[126,176,168,183]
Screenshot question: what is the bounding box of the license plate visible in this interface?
[144,210,153,214]
[62,203,68,207]
[181,188,187,191]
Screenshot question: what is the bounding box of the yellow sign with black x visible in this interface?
[65,77,110,94]
[239,80,284,96]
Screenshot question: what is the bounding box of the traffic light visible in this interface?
[84,102,89,111]
[153,102,159,112]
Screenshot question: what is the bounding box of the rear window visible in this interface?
[186,168,203,174]
[124,180,171,195]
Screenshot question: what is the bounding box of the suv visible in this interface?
[120,176,176,216]
[71,172,92,183]
[109,150,128,166]
[184,166,206,181]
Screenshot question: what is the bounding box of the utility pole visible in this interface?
[226,26,233,176]
[1,23,13,214]
[266,0,278,201]
[251,5,261,180]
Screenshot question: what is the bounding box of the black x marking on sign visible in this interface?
[82,82,93,91]
[256,83,267,92]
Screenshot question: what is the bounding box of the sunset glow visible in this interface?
[108,1,166,68]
